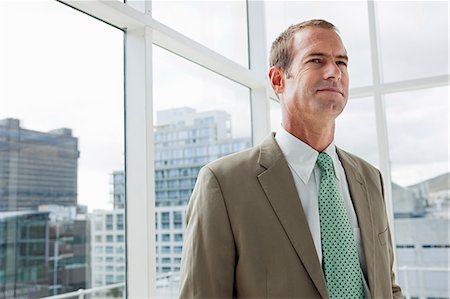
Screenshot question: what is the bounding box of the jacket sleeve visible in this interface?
[379,171,403,299]
[179,166,236,298]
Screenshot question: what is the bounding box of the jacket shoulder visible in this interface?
[205,145,262,178]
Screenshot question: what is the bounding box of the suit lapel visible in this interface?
[337,148,376,298]
[257,134,329,299]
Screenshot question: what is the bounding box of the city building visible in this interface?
[112,171,125,210]
[154,108,251,273]
[0,118,79,211]
[154,107,251,208]
[0,119,88,298]
[90,209,126,289]
[0,211,50,299]
[40,205,90,296]
[393,173,450,298]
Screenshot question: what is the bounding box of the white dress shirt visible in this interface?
[275,126,371,298]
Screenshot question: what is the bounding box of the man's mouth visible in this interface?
[317,87,343,96]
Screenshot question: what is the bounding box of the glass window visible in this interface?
[105,275,114,284]
[335,97,379,167]
[264,1,373,88]
[173,211,183,229]
[174,234,183,242]
[117,235,124,242]
[385,86,449,297]
[106,215,113,224]
[152,0,249,67]
[386,87,448,188]
[377,1,449,82]
[0,2,124,296]
[152,46,252,297]
[269,99,281,132]
[106,257,114,263]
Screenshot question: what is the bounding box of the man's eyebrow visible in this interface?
[305,53,349,60]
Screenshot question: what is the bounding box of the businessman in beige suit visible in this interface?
[179,20,403,298]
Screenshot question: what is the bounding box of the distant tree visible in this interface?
[106,287,122,298]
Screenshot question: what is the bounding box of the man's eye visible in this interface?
[337,61,347,66]
[308,59,321,64]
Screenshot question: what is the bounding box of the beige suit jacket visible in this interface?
[179,133,403,298]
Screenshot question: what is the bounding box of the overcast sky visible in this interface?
[0,1,448,211]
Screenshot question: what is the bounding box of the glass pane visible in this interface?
[377,1,449,82]
[152,0,249,67]
[385,86,449,298]
[265,1,373,88]
[269,98,281,132]
[0,1,125,298]
[335,97,379,167]
[153,46,252,297]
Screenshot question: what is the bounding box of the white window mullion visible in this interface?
[367,0,397,268]
[247,0,271,145]
[125,25,156,298]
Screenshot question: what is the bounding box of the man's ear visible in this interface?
[268,66,286,95]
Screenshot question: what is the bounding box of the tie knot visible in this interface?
[316,152,334,176]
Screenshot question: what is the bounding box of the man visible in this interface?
[179,19,403,298]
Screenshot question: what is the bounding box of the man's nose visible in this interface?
[323,61,342,81]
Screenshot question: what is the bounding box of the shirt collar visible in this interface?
[275,125,341,184]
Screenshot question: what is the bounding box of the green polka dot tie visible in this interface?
[316,153,364,298]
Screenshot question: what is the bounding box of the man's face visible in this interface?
[281,27,349,124]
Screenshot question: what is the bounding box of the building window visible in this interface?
[106,257,114,263]
[162,234,170,242]
[174,234,183,242]
[173,211,183,229]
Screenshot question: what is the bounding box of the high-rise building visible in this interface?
[0,118,79,211]
[0,211,50,299]
[154,108,250,273]
[0,119,88,298]
[90,209,126,289]
[112,171,125,210]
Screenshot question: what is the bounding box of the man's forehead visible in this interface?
[292,27,347,57]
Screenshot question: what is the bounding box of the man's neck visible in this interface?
[282,120,335,153]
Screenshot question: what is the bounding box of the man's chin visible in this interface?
[315,100,346,117]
